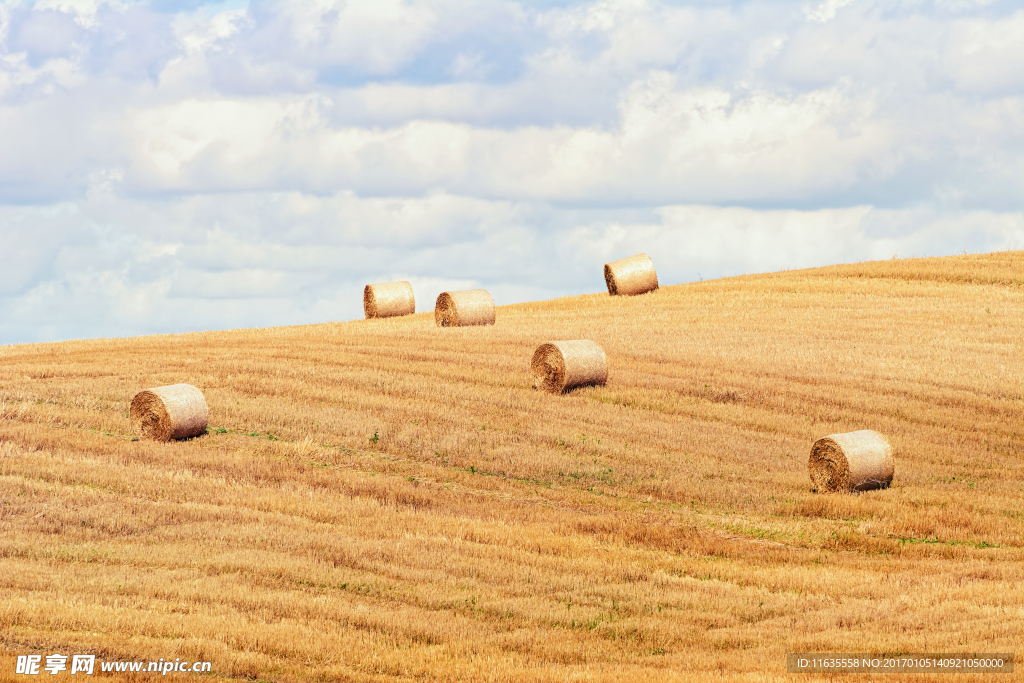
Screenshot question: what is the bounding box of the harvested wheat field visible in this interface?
[1,252,1022,682]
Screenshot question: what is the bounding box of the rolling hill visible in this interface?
[1,251,1021,681]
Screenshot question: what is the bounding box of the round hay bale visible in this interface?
[435,289,495,327]
[364,281,415,319]
[532,340,608,394]
[130,384,209,442]
[809,430,894,492]
[604,253,658,296]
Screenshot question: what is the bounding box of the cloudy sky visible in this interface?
[0,0,1021,344]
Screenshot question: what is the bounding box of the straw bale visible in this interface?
[809,430,894,492]
[364,281,415,319]
[130,384,209,442]
[532,340,608,394]
[435,289,495,327]
[604,253,658,296]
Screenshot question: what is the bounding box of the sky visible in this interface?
[0,0,1022,345]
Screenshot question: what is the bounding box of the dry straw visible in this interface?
[364,281,415,319]
[130,384,209,442]
[435,289,496,327]
[604,253,659,296]
[532,340,608,394]
[809,430,894,492]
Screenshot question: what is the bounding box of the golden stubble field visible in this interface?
[0,252,1022,682]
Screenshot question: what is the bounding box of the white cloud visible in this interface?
[102,76,917,204]
[0,0,1022,344]
[31,1,107,28]
[944,10,1024,94]
[803,0,855,24]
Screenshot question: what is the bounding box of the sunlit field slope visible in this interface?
[1,252,1022,682]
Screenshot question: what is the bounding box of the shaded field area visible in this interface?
[1,251,1022,681]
